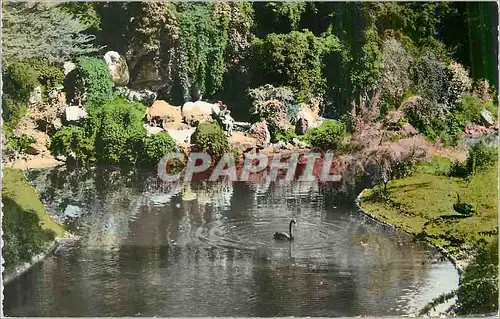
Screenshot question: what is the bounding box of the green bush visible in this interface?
[140,132,177,167]
[50,125,96,163]
[458,240,498,315]
[305,119,346,151]
[273,127,298,144]
[65,56,114,109]
[95,99,146,165]
[2,61,39,127]
[50,98,177,168]
[254,30,339,101]
[2,60,64,128]
[191,121,229,158]
[8,133,36,154]
[465,141,498,174]
[449,141,498,177]
[2,95,27,129]
[28,59,64,91]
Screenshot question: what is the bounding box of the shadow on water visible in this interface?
[4,166,459,317]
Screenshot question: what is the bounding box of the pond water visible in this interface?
[4,167,459,317]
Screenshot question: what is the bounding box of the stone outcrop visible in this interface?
[249,120,271,148]
[480,109,495,127]
[145,100,182,130]
[181,101,220,126]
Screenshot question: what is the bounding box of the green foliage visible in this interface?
[3,61,42,103]
[2,2,98,65]
[176,3,231,99]
[7,134,36,154]
[191,121,229,158]
[141,132,177,167]
[2,96,27,130]
[50,126,96,163]
[305,119,346,151]
[1,60,62,127]
[254,2,307,34]
[28,59,64,90]
[459,95,498,124]
[66,56,114,108]
[95,99,146,165]
[254,30,340,101]
[449,142,498,178]
[59,2,101,30]
[458,240,498,315]
[50,98,176,168]
[465,142,498,175]
[273,127,299,144]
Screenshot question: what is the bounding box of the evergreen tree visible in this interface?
[2,2,98,65]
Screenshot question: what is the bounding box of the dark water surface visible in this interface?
[4,167,459,317]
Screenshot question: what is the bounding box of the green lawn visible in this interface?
[359,157,498,257]
[2,167,65,270]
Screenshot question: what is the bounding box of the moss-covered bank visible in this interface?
[2,167,67,283]
[357,157,498,315]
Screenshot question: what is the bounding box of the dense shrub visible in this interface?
[28,59,64,90]
[140,132,177,167]
[50,125,96,163]
[50,98,176,167]
[458,240,498,315]
[65,56,114,108]
[305,119,346,151]
[459,95,498,124]
[449,141,498,177]
[2,62,39,127]
[465,141,498,174]
[191,121,229,158]
[94,99,146,165]
[2,59,64,128]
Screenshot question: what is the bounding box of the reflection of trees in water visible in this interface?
[251,261,358,316]
[19,166,457,316]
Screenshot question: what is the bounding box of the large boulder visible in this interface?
[182,101,220,126]
[145,100,182,130]
[229,132,258,152]
[104,51,130,86]
[249,120,271,148]
[63,61,76,76]
[480,109,495,127]
[64,106,88,122]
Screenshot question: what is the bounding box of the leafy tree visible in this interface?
[2,2,98,65]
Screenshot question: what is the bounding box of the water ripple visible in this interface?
[193,217,349,256]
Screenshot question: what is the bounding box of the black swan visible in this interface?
[274,219,297,240]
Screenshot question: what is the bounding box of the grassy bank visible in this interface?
[360,156,497,258]
[2,167,66,275]
[358,155,498,315]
